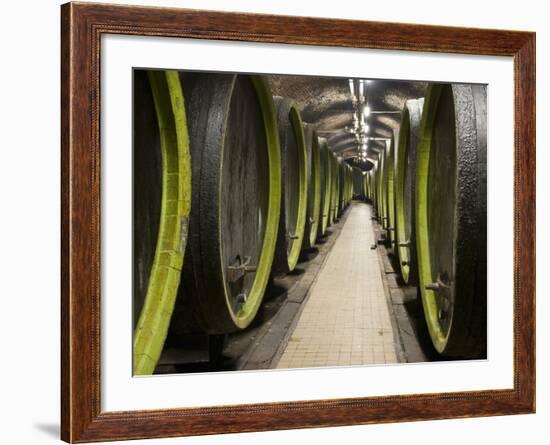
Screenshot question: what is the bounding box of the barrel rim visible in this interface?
[286,102,308,271]
[133,70,191,375]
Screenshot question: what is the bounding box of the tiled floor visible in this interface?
[276,202,399,369]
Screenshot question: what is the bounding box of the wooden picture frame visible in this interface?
[61,1,535,442]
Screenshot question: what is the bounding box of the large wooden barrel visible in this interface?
[345,164,352,205]
[352,166,363,198]
[395,98,424,285]
[416,83,487,357]
[302,123,322,248]
[378,145,388,229]
[386,135,397,254]
[338,158,346,215]
[133,70,191,375]
[272,97,308,274]
[318,137,332,237]
[329,153,339,224]
[375,154,381,218]
[179,73,281,334]
[367,170,373,201]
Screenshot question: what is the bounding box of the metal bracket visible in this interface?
[227,256,257,282]
[227,255,256,273]
[425,279,451,292]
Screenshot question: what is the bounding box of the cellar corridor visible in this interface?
[276,202,399,368]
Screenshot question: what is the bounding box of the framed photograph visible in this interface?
[61,1,535,442]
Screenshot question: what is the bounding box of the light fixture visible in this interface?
[348,79,356,102]
[362,105,371,117]
[358,79,365,103]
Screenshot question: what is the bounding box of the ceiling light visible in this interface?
[348,79,356,101]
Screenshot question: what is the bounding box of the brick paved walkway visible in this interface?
[276,202,399,369]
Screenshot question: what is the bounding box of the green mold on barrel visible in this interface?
[174,73,281,334]
[272,97,308,274]
[416,83,487,358]
[133,70,191,376]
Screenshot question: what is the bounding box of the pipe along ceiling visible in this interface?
[269,75,427,171]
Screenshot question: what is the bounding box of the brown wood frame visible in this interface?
[61,1,536,442]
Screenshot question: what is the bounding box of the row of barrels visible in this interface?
[133,71,353,374]
[365,83,487,358]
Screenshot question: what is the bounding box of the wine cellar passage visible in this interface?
[133,70,487,376]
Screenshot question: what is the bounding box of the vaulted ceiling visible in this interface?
[269,75,427,171]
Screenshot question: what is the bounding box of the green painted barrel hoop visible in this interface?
[396,107,412,283]
[319,138,332,236]
[395,99,423,285]
[328,154,337,225]
[387,136,397,254]
[303,124,321,248]
[133,70,191,375]
[286,106,308,271]
[416,84,447,351]
[272,97,308,274]
[378,147,388,228]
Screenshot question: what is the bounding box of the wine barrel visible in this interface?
[133,70,191,375]
[371,167,377,208]
[416,83,487,357]
[346,164,352,205]
[347,165,353,204]
[329,153,339,224]
[386,135,397,254]
[395,98,424,285]
[367,170,372,201]
[318,137,332,237]
[338,158,346,215]
[179,73,281,334]
[375,155,381,217]
[352,166,363,198]
[272,97,308,274]
[303,123,322,248]
[378,144,388,229]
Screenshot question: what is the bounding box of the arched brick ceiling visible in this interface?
[269,75,427,170]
